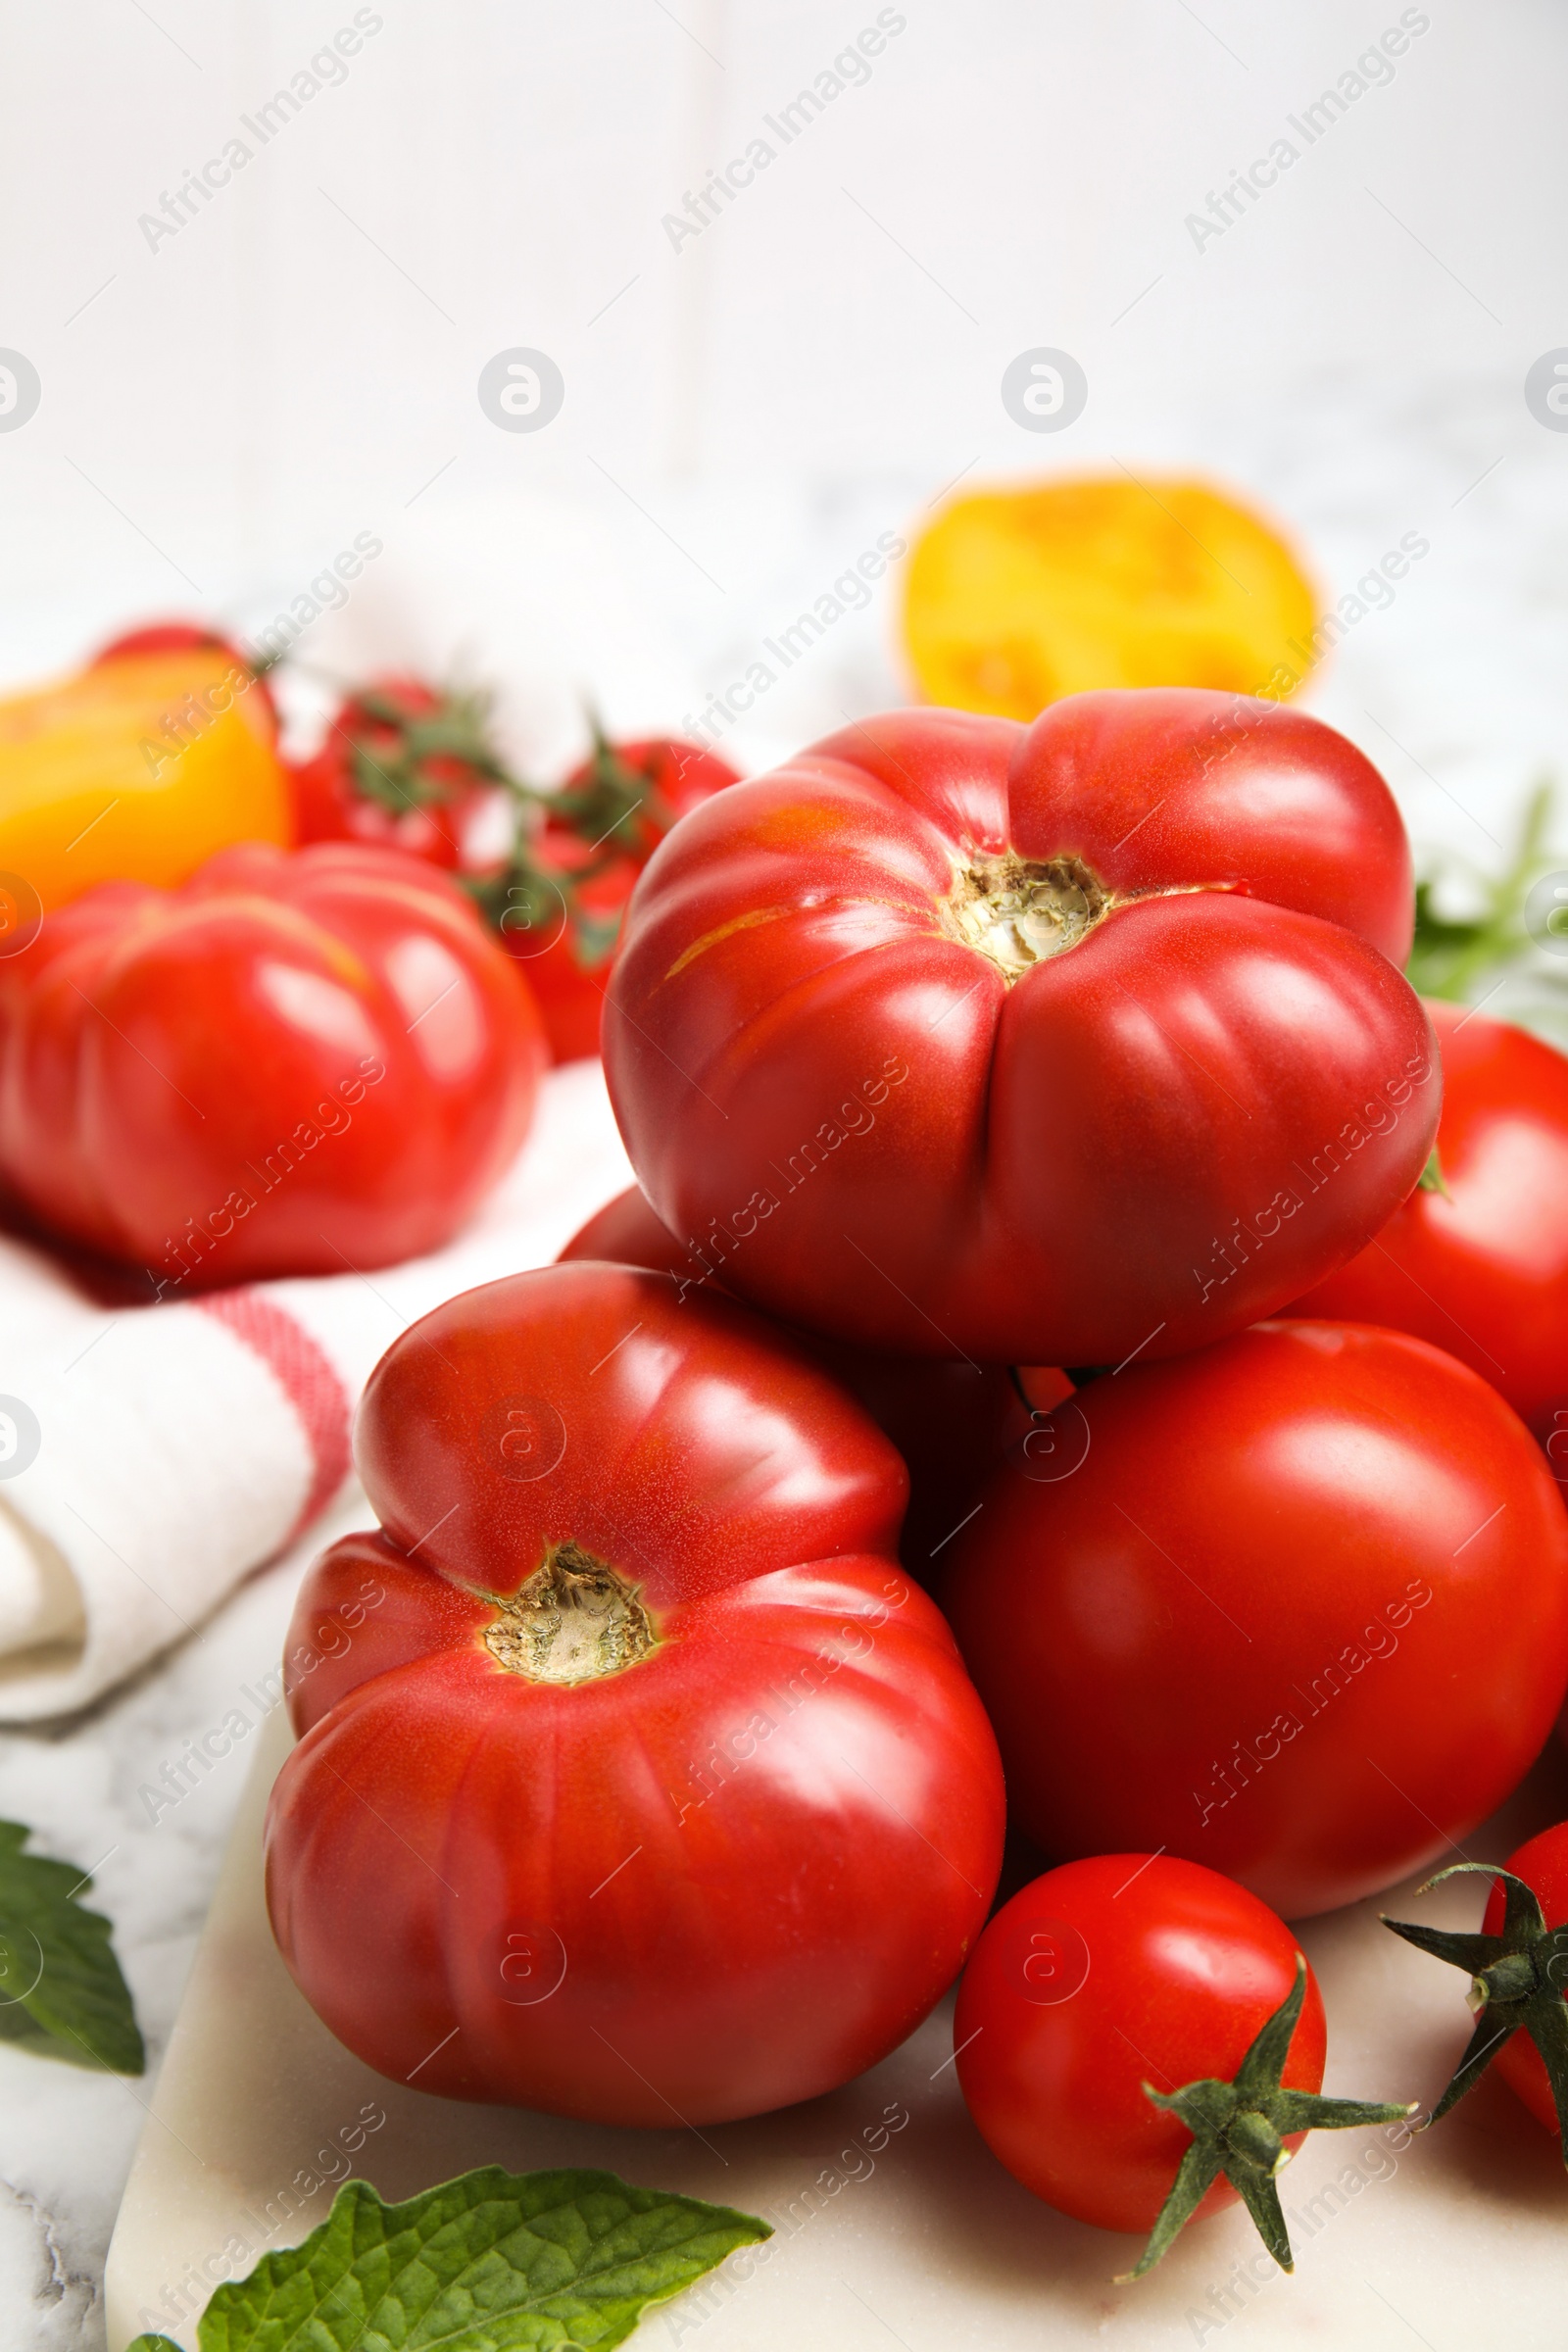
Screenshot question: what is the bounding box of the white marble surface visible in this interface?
[0,1490,372,2346]
[103,1699,1568,2352]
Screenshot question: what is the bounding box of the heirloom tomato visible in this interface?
[0,841,545,1287]
[605,692,1436,1366]
[942,1321,1568,1916]
[1291,1003,1568,1458]
[903,476,1319,717]
[265,1263,1005,2125]
[956,1855,1408,2272]
[0,644,289,921]
[561,1184,1060,1573]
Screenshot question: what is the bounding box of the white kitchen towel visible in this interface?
[0,1059,633,1721]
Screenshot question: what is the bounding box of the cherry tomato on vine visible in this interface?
[513,735,742,1061]
[290,675,514,872]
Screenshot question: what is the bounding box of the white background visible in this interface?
[2,0,1567,842]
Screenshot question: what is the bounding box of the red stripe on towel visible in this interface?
[195,1291,353,1542]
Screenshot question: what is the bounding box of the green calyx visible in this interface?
[461,711,670,968]
[1382,1863,1568,2162]
[1121,1957,1414,2282]
[548,715,671,858]
[1415,1145,1450,1198]
[345,683,516,815]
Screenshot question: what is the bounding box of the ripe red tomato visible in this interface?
[265,1264,1005,2124]
[511,735,742,1062]
[1290,1003,1568,1461]
[0,841,545,1287]
[605,692,1436,1365]
[942,1320,1568,1916]
[956,1855,1327,2236]
[1482,1824,1568,2136]
[560,1184,1059,1574]
[291,675,512,871]
[92,616,279,738]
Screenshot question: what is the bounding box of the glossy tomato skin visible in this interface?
[605,694,1435,1365]
[1290,1004,1568,1459]
[956,1856,1327,2233]
[1482,1824,1568,2135]
[266,1264,1005,2125]
[514,737,742,1062]
[0,841,545,1285]
[559,1184,1053,1576]
[942,1321,1568,1917]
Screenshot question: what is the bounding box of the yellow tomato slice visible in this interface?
[0,648,291,911]
[903,476,1320,719]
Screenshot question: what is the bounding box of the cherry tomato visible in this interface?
[942,1321,1568,1916]
[560,1184,1056,1575]
[265,1264,1005,2124]
[513,736,742,1062]
[1290,1003,1568,1463]
[290,675,512,871]
[0,841,545,1286]
[605,693,1435,1365]
[91,617,279,739]
[956,1855,1326,2235]
[1482,1824,1568,2136]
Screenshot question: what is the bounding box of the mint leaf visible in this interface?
[0,1819,143,2072]
[190,2166,769,2350]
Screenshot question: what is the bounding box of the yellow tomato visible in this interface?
[902,476,1320,720]
[0,648,291,917]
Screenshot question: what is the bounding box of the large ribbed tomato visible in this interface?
[559,1183,1056,1575]
[0,840,544,1289]
[265,1263,1005,2125]
[604,691,1437,1365]
[942,1320,1568,1916]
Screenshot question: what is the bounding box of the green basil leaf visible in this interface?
[183,2165,769,2350]
[0,1818,143,2072]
